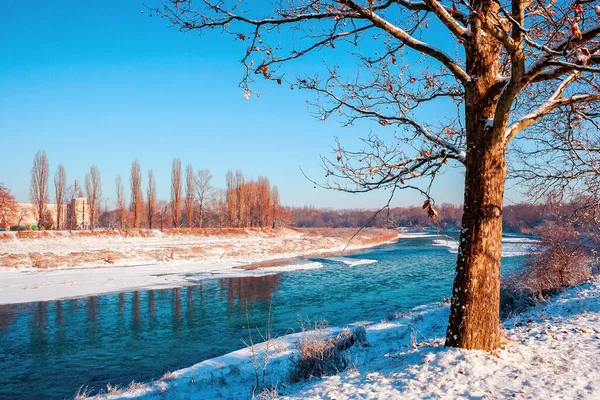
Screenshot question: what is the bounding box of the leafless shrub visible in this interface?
[73,385,92,400]
[105,383,122,394]
[160,371,177,381]
[256,386,279,400]
[242,297,275,396]
[501,221,593,317]
[291,321,367,382]
[524,222,591,293]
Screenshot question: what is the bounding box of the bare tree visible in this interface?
[115,175,127,230]
[29,150,49,228]
[511,106,600,223]
[54,164,67,229]
[66,180,77,230]
[153,0,600,350]
[130,160,144,228]
[185,163,195,228]
[195,168,213,228]
[157,200,170,231]
[85,165,102,231]
[212,189,227,228]
[0,183,17,229]
[147,169,157,229]
[225,170,238,228]
[271,185,281,229]
[171,158,182,227]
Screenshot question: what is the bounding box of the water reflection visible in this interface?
[132,291,141,331]
[0,274,287,399]
[148,290,155,322]
[0,304,16,334]
[172,287,182,330]
[220,274,281,305]
[56,301,62,327]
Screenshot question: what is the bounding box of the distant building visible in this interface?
[15,198,90,229]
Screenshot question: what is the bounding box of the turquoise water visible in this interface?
[0,236,524,399]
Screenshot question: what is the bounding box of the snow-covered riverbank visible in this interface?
[87,279,600,399]
[0,228,396,305]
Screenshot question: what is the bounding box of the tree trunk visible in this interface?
[445,0,507,350]
[445,141,506,350]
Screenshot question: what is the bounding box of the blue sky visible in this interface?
[0,1,525,208]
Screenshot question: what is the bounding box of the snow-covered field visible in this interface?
[89,279,600,399]
[0,228,396,305]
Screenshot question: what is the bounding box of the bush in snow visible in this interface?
[291,322,366,382]
[501,221,592,317]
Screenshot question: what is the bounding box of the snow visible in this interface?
[433,236,539,257]
[0,229,396,305]
[326,256,377,267]
[0,260,325,305]
[396,232,439,239]
[88,278,600,400]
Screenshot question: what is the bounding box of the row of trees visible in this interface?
[29,150,96,230]
[24,151,286,230]
[291,202,589,234]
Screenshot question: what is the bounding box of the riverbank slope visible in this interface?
[0,227,397,304]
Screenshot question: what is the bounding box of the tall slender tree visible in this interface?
[271,185,281,229]
[54,164,67,229]
[235,170,247,228]
[154,0,600,350]
[84,165,102,231]
[195,169,213,228]
[147,169,157,229]
[130,160,143,228]
[185,163,195,228]
[115,175,127,230]
[225,170,238,228]
[30,150,49,228]
[171,158,182,227]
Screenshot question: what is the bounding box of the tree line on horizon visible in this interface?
[0,150,287,231]
[290,201,600,235]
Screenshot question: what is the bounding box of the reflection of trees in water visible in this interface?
[132,291,141,330]
[220,275,281,306]
[36,302,47,331]
[0,304,17,334]
[87,296,98,337]
[30,302,47,346]
[118,292,126,316]
[148,290,156,322]
[186,286,195,321]
[56,300,62,326]
[172,288,182,330]
[87,296,97,322]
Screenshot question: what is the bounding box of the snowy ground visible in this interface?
[88,279,600,399]
[0,228,396,305]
